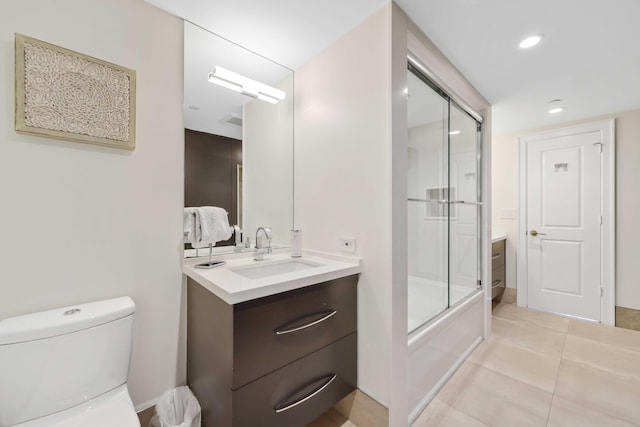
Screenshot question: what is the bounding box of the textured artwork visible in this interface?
[15,34,136,149]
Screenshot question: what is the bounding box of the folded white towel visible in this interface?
[189,206,233,248]
[183,207,198,243]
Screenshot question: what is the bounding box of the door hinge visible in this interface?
[593,142,603,153]
[599,215,603,225]
[600,286,604,297]
[477,279,482,289]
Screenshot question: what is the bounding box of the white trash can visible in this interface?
[149,386,201,427]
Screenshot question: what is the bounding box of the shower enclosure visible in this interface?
[406,62,482,334]
[405,58,486,423]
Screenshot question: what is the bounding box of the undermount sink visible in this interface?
[230,258,324,280]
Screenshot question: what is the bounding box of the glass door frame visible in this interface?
[407,59,484,332]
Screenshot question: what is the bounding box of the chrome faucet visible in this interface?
[254,227,272,261]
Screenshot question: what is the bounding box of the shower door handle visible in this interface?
[450,200,485,206]
[407,198,448,204]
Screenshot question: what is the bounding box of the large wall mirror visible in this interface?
[184,22,294,255]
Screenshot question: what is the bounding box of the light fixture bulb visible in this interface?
[549,107,565,114]
[208,66,286,103]
[449,130,461,135]
[519,35,543,49]
[208,72,242,93]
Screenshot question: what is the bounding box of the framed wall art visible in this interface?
[15,34,136,150]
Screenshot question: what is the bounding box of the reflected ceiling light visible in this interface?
[208,66,286,104]
[548,99,565,114]
[519,35,543,49]
[449,130,461,135]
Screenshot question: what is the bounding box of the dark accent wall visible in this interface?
[185,129,242,246]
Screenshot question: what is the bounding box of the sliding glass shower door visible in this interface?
[407,63,482,334]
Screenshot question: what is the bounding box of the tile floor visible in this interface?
[312,301,640,426]
[308,408,355,427]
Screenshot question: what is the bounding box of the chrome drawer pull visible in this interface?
[274,310,337,335]
[492,280,502,289]
[274,374,337,414]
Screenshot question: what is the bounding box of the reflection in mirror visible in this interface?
[184,22,294,256]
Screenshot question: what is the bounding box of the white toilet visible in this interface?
[0,297,141,427]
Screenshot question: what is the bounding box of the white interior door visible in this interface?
[526,131,602,321]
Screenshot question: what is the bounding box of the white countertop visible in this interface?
[492,234,507,243]
[183,250,361,304]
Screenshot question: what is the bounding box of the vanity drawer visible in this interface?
[491,240,505,270]
[232,274,358,388]
[232,333,357,427]
[491,264,506,299]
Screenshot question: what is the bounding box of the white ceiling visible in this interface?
[396,0,640,134]
[146,0,640,136]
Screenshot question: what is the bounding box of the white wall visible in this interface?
[492,108,640,310]
[0,0,184,410]
[491,130,519,290]
[294,6,392,408]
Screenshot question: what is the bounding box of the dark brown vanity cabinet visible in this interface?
[491,239,506,299]
[187,274,358,427]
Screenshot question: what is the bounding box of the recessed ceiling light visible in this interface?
[519,35,543,49]
[548,99,565,114]
[449,130,461,135]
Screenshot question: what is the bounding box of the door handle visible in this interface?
[529,230,547,236]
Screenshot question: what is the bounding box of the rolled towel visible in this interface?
[190,206,233,248]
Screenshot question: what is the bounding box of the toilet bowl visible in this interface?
[0,297,140,427]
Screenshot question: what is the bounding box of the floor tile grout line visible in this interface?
[566,321,640,355]
[465,359,556,396]
[467,341,561,394]
[436,359,554,426]
[545,314,569,426]
[487,328,566,360]
[491,318,567,339]
[493,311,570,335]
[493,314,567,334]
[426,396,489,427]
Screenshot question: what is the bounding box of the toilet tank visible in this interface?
[0,297,135,426]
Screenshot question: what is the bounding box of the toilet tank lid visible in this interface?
[0,296,135,345]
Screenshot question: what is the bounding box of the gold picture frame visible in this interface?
[15,34,136,150]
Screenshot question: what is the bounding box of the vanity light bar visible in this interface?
[208,66,286,104]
